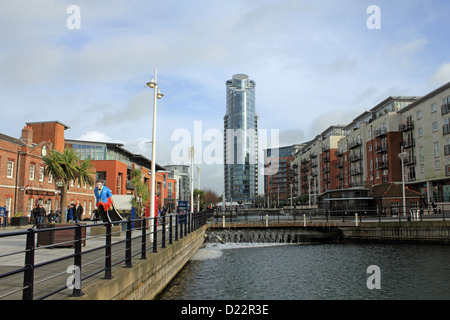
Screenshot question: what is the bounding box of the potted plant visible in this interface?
[10,212,28,226]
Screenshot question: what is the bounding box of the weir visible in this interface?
[206,228,342,244]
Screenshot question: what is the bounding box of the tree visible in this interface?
[42,148,95,222]
[130,169,149,217]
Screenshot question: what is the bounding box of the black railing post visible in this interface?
[141,218,147,259]
[125,219,132,268]
[71,224,84,297]
[153,216,158,253]
[22,228,35,300]
[175,213,179,241]
[169,214,173,245]
[161,214,166,248]
[105,222,112,279]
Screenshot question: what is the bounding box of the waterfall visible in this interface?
[206,228,340,244]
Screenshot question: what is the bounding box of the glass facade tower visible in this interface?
[224,74,258,202]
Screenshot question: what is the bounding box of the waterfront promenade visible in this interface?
[0,211,447,300]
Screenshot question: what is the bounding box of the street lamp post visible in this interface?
[398,149,408,217]
[145,68,164,224]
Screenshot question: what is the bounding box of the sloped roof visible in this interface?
[369,183,423,199]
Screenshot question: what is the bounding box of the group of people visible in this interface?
[31,200,84,227]
[66,200,84,223]
[30,179,121,226]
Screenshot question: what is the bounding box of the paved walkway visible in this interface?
[0,222,156,300]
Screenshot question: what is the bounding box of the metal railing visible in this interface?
[0,212,207,300]
[209,206,448,227]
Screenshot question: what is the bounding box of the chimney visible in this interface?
[21,126,33,146]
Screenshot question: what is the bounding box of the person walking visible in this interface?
[37,203,46,224]
[31,204,39,227]
[67,205,74,223]
[75,200,83,223]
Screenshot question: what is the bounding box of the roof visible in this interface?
[65,139,165,171]
[0,132,25,145]
[398,81,450,114]
[26,121,70,130]
[369,183,423,199]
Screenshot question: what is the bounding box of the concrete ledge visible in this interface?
[66,225,207,300]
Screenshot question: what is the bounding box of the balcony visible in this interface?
[402,138,415,149]
[400,120,414,132]
[335,149,344,157]
[375,144,388,153]
[374,127,387,138]
[335,173,343,180]
[376,161,389,169]
[335,160,344,168]
[349,138,362,149]
[349,152,363,162]
[322,166,330,173]
[404,155,416,166]
[443,123,450,136]
[445,144,450,156]
[350,166,363,176]
[310,152,317,158]
[441,103,450,115]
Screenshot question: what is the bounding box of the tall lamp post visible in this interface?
[145,68,164,223]
[398,149,408,217]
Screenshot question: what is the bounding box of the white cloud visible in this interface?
[429,62,450,85]
[77,131,113,142]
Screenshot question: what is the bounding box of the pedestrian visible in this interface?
[37,203,46,224]
[31,204,39,227]
[75,200,83,223]
[67,205,74,223]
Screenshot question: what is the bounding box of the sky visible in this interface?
[1,0,450,196]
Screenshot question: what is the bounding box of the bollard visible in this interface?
[303,214,306,227]
[355,213,359,226]
[265,214,268,227]
[222,215,225,228]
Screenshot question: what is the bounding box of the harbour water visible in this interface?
[157,240,450,300]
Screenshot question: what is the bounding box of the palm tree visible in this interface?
[130,169,150,217]
[42,148,95,222]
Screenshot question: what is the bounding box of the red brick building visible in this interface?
[0,121,167,221]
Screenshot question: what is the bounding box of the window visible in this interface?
[420,164,424,172]
[417,110,422,119]
[29,164,35,180]
[48,173,53,183]
[419,146,424,161]
[418,128,423,137]
[39,166,44,182]
[435,160,440,170]
[431,103,437,113]
[434,142,440,157]
[7,161,14,178]
[433,122,438,132]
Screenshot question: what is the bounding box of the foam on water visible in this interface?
[190,242,293,261]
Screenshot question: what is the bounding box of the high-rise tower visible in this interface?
[224,74,258,202]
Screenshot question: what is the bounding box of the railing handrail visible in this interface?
[0,211,208,300]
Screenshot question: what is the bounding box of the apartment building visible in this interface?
[398,81,450,202]
[264,145,301,205]
[291,126,347,204]
[287,81,450,207]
